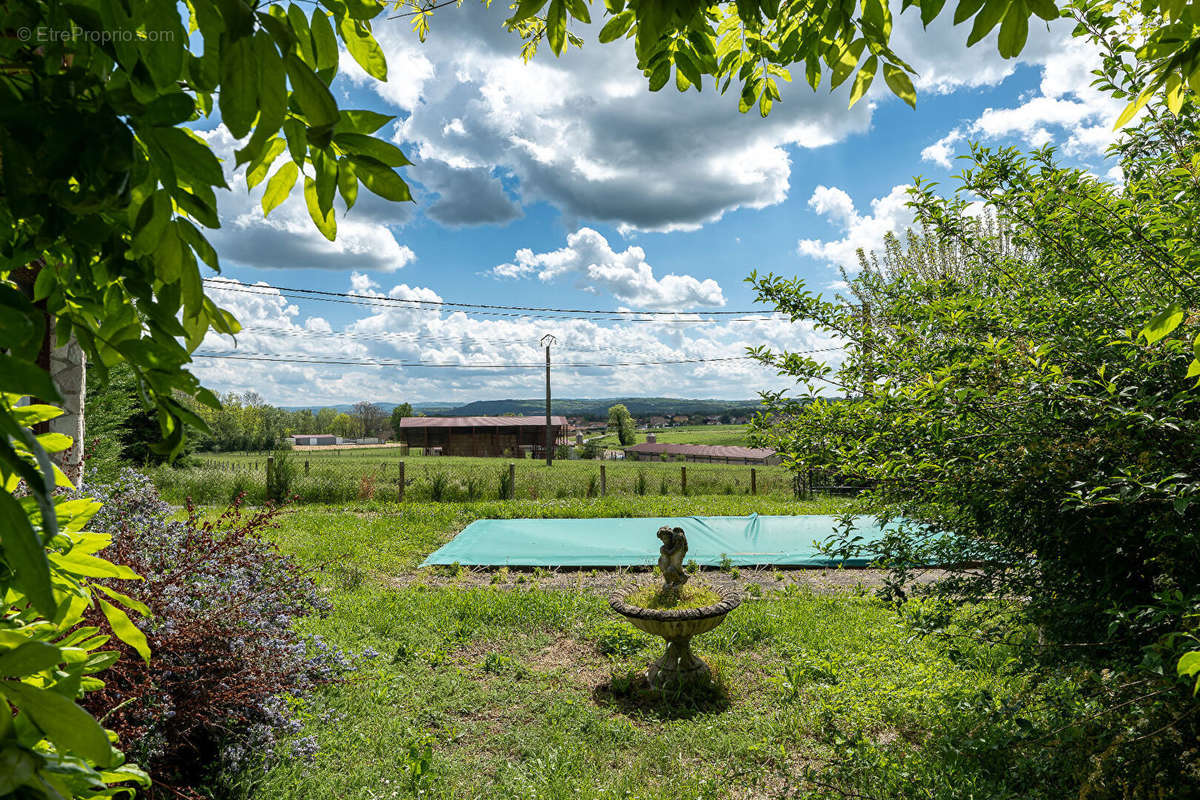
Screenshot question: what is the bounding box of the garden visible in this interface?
[3,0,1200,798]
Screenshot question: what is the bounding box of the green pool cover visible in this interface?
[421,514,899,568]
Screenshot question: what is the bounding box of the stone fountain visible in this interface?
[608,526,741,689]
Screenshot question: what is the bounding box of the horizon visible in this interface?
[184,5,1119,407]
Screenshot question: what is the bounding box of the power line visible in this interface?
[191,346,842,369]
[230,325,737,358]
[191,351,764,369]
[209,283,775,322]
[202,278,784,318]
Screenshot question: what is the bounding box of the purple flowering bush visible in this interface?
[77,469,347,797]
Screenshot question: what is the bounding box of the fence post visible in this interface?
[304,460,310,475]
[680,465,687,496]
[266,456,274,493]
[751,467,757,496]
[508,462,516,500]
[600,464,607,497]
[398,461,405,502]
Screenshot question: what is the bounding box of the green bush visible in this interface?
[749,101,1200,789]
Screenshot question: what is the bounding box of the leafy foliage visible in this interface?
[77,470,346,797]
[2,0,403,791]
[607,403,637,446]
[0,399,151,798]
[498,0,1199,118]
[389,402,415,439]
[748,96,1200,792]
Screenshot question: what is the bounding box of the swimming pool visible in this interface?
[420,514,898,568]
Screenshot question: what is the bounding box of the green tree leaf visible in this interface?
[1140,302,1184,344]
[218,34,258,137]
[333,133,412,167]
[262,161,299,216]
[98,599,151,664]
[0,680,113,767]
[997,0,1029,58]
[546,0,568,55]
[351,157,414,202]
[0,355,60,402]
[337,158,359,210]
[285,54,340,129]
[311,9,339,71]
[598,10,635,43]
[0,642,61,678]
[304,177,338,240]
[340,16,388,80]
[335,109,396,135]
[849,55,878,107]
[883,63,916,108]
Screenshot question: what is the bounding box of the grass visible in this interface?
[213,493,1091,800]
[154,451,798,506]
[590,424,749,450]
[260,494,851,576]
[623,583,722,609]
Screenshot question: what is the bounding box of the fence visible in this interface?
[154,452,815,506]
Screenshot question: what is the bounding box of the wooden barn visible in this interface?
[394,416,568,457]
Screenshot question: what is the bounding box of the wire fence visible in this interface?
[152,450,821,506]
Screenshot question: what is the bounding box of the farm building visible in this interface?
[394,416,569,457]
[291,434,340,446]
[623,442,780,465]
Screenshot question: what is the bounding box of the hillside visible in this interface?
[282,397,762,419]
[439,397,761,419]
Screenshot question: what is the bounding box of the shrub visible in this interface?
[265,449,296,503]
[428,471,448,501]
[497,465,513,499]
[78,469,347,796]
[356,472,376,500]
[749,102,1200,790]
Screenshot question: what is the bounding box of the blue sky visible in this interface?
[193,4,1124,406]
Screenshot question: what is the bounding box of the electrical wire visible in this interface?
[191,351,766,368]
[202,277,785,317]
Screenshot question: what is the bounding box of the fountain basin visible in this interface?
[609,584,741,689]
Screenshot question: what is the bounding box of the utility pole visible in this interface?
[541,334,557,466]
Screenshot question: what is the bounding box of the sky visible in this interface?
[191,4,1126,407]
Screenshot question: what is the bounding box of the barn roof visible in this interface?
[396,415,568,428]
[623,442,776,459]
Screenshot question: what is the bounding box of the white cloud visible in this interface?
[921,130,965,168]
[195,276,837,404]
[351,272,379,292]
[920,32,1134,169]
[491,228,725,309]
[198,127,417,273]
[349,4,881,232]
[798,185,915,271]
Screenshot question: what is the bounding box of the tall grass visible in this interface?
[151,453,799,506]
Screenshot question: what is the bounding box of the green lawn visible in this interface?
[226,496,1087,800]
[157,450,795,505]
[589,424,750,450]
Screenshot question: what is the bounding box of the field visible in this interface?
[588,424,750,450]
[153,447,795,505]
[226,495,1085,800]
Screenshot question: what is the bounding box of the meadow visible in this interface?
[153,448,794,505]
[587,424,750,450]
[226,494,1090,800]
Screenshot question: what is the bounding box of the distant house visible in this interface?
[647,416,669,427]
[705,416,722,425]
[291,434,340,446]
[395,416,569,457]
[670,415,689,425]
[623,442,779,465]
